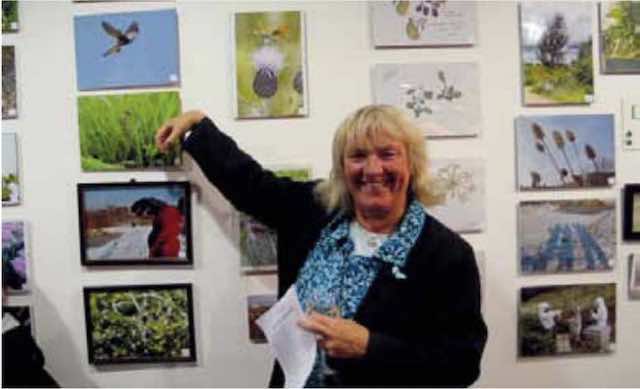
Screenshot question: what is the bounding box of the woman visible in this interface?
[156,105,487,387]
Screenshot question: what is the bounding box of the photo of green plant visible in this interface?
[600,1,640,74]
[519,283,615,358]
[520,2,594,106]
[2,46,17,119]
[84,284,196,364]
[2,1,19,33]
[234,11,307,119]
[2,133,19,205]
[78,91,181,171]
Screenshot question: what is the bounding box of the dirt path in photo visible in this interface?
[524,87,556,105]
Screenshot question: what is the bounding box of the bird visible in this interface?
[101,20,139,57]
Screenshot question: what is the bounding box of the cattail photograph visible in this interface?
[233,11,307,119]
[516,114,615,191]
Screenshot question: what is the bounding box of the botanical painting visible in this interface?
[599,1,640,74]
[2,46,17,119]
[2,133,19,205]
[630,254,640,299]
[370,1,476,47]
[519,283,615,357]
[83,284,196,364]
[239,166,311,273]
[234,11,307,119]
[516,114,615,190]
[2,221,27,294]
[78,182,191,265]
[78,91,181,171]
[518,199,615,274]
[373,62,481,137]
[426,158,485,232]
[74,9,180,90]
[520,2,594,106]
[2,1,18,32]
[247,294,276,343]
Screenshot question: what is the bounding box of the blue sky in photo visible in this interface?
[520,2,592,47]
[83,185,185,211]
[74,9,180,90]
[2,133,17,176]
[517,114,615,188]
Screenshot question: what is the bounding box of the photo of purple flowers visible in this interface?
[2,221,28,293]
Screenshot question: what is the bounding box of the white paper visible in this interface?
[256,285,317,388]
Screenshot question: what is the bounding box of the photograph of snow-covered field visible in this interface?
[518,199,615,274]
[78,182,191,265]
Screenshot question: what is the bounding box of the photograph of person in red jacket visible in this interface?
[131,197,184,258]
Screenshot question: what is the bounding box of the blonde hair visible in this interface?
[315,104,442,213]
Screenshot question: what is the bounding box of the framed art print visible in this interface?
[2,45,17,119]
[83,283,196,364]
[599,1,640,74]
[247,294,276,344]
[370,1,476,47]
[623,184,640,241]
[2,133,20,206]
[2,1,19,33]
[516,114,615,191]
[2,220,28,294]
[629,254,640,299]
[78,181,192,265]
[519,2,594,106]
[372,62,481,137]
[74,9,180,90]
[233,11,308,119]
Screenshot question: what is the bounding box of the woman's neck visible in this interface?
[354,205,405,234]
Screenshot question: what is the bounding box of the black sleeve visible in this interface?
[182,117,319,230]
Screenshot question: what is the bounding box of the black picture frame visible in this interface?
[623,184,640,241]
[83,283,197,365]
[77,181,193,266]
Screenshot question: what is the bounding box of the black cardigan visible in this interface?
[183,118,487,387]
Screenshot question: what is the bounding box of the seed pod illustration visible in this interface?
[293,69,303,95]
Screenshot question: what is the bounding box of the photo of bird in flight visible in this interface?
[102,20,139,57]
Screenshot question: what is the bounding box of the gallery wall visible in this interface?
[2,1,639,387]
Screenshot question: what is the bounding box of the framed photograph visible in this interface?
[78,91,181,171]
[73,9,180,91]
[77,181,192,266]
[518,199,615,274]
[370,1,476,47]
[426,158,485,232]
[2,1,19,33]
[516,114,615,190]
[2,133,20,205]
[247,294,276,344]
[239,166,311,273]
[629,254,640,299]
[372,62,481,137]
[2,220,28,294]
[2,45,17,119]
[623,184,640,240]
[233,11,308,119]
[83,283,196,364]
[599,2,640,74]
[520,2,594,106]
[519,283,616,358]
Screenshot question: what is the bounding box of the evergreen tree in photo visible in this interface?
[537,14,569,67]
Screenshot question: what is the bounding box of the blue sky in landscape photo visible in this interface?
[2,133,17,177]
[74,9,180,90]
[83,185,184,211]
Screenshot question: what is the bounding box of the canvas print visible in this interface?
[239,167,311,273]
[520,2,594,106]
[516,115,615,190]
[519,283,616,357]
[78,182,192,265]
[247,294,276,343]
[426,158,485,232]
[74,9,180,90]
[2,1,18,32]
[623,184,640,240]
[370,1,476,47]
[234,11,307,119]
[599,2,640,74]
[630,254,640,299]
[373,62,481,137]
[83,284,196,364]
[2,133,20,205]
[78,91,181,171]
[2,221,27,294]
[518,199,615,274]
[2,46,17,119]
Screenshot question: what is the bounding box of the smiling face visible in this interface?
[343,132,411,232]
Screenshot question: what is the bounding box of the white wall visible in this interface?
[2,1,639,387]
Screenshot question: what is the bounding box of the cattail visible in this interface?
[553,130,580,186]
[532,123,545,140]
[530,122,565,185]
[536,142,545,153]
[531,171,542,188]
[585,144,600,172]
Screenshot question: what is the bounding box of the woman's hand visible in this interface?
[155,110,206,153]
[298,312,370,358]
